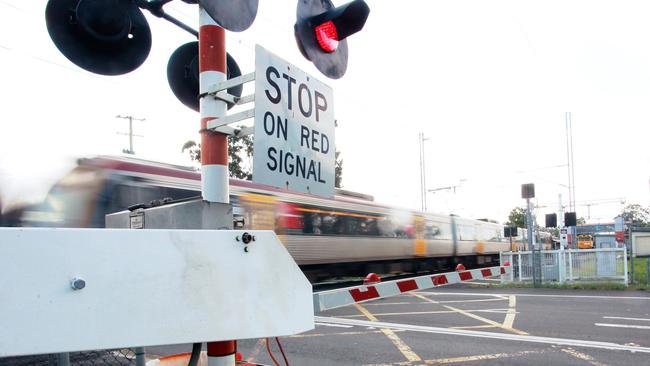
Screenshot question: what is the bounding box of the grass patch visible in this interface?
[630,257,650,285]
[477,281,648,291]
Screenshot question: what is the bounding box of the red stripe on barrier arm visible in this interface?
[349,286,380,302]
[500,267,506,275]
[459,271,473,281]
[431,275,448,286]
[397,279,418,293]
[481,268,493,278]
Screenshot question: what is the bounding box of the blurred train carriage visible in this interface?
[16,156,527,280]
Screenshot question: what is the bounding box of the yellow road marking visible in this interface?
[338,309,511,318]
[355,303,422,363]
[502,295,517,330]
[288,329,405,338]
[363,350,542,365]
[245,338,266,363]
[411,293,528,335]
[561,348,609,366]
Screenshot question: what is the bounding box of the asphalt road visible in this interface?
[148,286,650,365]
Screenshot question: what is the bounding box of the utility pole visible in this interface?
[116,115,145,154]
[418,133,429,212]
[565,112,576,212]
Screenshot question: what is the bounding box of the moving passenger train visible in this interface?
[14,156,532,280]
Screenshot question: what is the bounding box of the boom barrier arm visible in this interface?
[313,265,510,312]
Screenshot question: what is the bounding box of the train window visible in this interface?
[458,224,476,241]
[480,226,500,241]
[425,219,451,240]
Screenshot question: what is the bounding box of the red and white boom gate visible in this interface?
[313,265,511,312]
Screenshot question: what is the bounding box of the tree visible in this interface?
[622,203,650,226]
[335,150,343,188]
[506,207,527,228]
[182,127,253,180]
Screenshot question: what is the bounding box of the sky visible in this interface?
[1,0,649,225]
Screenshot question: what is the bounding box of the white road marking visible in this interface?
[315,322,353,328]
[419,292,650,300]
[595,323,650,330]
[315,316,650,354]
[436,298,505,304]
[603,316,650,322]
[561,347,609,366]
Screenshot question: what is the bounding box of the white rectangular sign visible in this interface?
[254,45,335,198]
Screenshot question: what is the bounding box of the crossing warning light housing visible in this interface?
[295,0,370,79]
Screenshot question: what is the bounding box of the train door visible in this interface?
[413,215,426,256]
[239,193,278,231]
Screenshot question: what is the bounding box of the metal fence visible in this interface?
[500,248,628,285]
[0,349,138,366]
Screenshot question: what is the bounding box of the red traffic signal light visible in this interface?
[295,0,370,79]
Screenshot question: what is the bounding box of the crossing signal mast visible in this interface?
[0,0,372,364]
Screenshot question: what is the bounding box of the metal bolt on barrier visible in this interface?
[70,277,86,291]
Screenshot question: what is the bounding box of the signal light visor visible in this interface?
[315,21,339,52]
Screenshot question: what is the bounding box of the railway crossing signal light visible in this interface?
[295,0,370,79]
[45,0,152,75]
[564,212,577,227]
[504,226,518,238]
[545,213,557,228]
[167,42,242,111]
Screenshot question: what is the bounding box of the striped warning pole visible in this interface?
[199,6,229,204]
[199,6,235,366]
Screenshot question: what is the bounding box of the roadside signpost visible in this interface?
[254,45,336,198]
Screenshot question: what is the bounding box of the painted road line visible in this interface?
[435,298,505,304]
[338,308,514,318]
[449,325,497,330]
[314,316,650,353]
[595,323,650,330]
[314,322,353,328]
[354,303,422,363]
[561,347,609,366]
[288,329,405,338]
[412,293,529,336]
[421,292,650,300]
[362,349,543,366]
[603,316,650,322]
[502,295,517,330]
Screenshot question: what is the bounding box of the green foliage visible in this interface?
[182,127,253,180]
[507,207,527,228]
[335,150,342,188]
[228,133,253,180]
[622,204,650,227]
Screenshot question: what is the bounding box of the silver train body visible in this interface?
[14,156,534,277]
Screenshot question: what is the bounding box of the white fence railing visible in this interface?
[500,248,628,285]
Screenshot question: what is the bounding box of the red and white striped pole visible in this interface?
[199,6,229,204]
[199,6,235,366]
